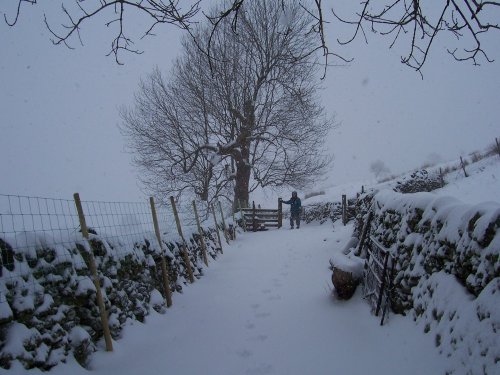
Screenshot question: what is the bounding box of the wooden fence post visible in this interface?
[169,196,194,283]
[73,193,113,352]
[218,201,230,243]
[278,198,283,229]
[238,199,247,232]
[192,200,209,267]
[439,167,445,187]
[460,156,468,178]
[149,197,173,307]
[211,205,223,253]
[496,137,500,157]
[342,194,347,226]
[252,201,257,232]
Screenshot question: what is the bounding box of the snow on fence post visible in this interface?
[149,197,173,307]
[238,199,247,232]
[211,204,223,253]
[192,200,209,267]
[218,201,230,243]
[73,193,113,352]
[342,195,347,226]
[169,196,194,283]
[278,198,283,229]
[460,156,468,178]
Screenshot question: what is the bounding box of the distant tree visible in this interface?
[4,1,499,72]
[120,0,333,210]
[370,160,391,179]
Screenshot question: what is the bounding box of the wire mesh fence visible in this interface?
[0,192,226,370]
[0,194,85,304]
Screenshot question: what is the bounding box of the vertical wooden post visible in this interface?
[460,156,468,177]
[169,196,194,283]
[342,194,347,226]
[495,137,500,157]
[252,201,257,232]
[192,200,209,267]
[149,197,173,307]
[439,167,445,187]
[361,185,365,194]
[238,199,247,232]
[278,198,283,229]
[211,205,223,253]
[73,193,113,352]
[218,201,230,243]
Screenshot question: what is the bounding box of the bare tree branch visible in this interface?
[332,0,500,73]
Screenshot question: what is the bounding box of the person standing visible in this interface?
[281,191,302,229]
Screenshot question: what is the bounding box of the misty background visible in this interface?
[1,1,499,202]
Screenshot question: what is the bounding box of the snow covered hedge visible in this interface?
[0,228,222,371]
[364,190,499,374]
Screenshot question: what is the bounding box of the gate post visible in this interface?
[278,198,283,229]
[252,201,257,232]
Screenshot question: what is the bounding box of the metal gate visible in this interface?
[362,235,395,325]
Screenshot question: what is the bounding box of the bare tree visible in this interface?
[332,1,500,75]
[120,0,333,209]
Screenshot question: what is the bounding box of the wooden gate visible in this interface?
[239,200,282,231]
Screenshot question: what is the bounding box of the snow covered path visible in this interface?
[17,222,450,375]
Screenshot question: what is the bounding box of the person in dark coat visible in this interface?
[282,191,302,229]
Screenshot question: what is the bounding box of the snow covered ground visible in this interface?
[8,222,452,375]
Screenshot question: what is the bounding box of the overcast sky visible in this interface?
[1,1,499,202]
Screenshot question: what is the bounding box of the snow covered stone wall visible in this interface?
[0,228,222,371]
[366,190,499,374]
[302,198,357,224]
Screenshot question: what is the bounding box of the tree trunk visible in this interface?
[233,154,251,211]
